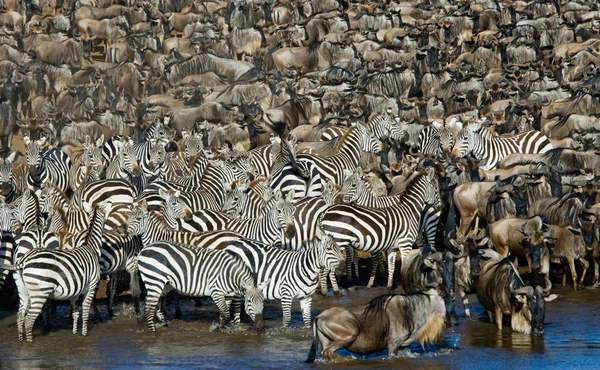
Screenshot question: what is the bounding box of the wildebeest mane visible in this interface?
[168,54,217,86]
[363,294,395,318]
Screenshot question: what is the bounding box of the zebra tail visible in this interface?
[306,317,320,363]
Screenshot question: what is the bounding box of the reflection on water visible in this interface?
[0,285,598,369]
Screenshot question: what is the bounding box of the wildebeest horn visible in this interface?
[542,277,552,293]
[512,286,534,296]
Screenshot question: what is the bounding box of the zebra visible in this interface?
[320,168,440,290]
[181,131,204,164]
[69,135,106,192]
[418,118,461,157]
[0,152,18,203]
[12,188,43,231]
[340,169,441,287]
[367,114,406,142]
[132,138,167,181]
[105,138,146,193]
[295,123,383,189]
[137,240,269,331]
[452,119,553,171]
[223,231,343,328]
[5,202,110,341]
[24,136,72,197]
[0,198,16,290]
[161,190,297,246]
[72,178,138,208]
[98,231,144,317]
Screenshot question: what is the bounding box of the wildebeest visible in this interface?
[306,289,447,362]
[476,249,556,335]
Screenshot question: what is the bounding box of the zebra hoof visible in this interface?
[333,290,343,296]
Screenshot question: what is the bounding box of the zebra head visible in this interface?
[423,167,441,208]
[160,189,193,222]
[316,228,344,275]
[451,121,478,159]
[13,188,40,232]
[127,201,149,236]
[23,136,46,177]
[0,198,14,232]
[241,273,270,329]
[0,152,16,198]
[147,139,167,174]
[272,190,296,240]
[440,118,461,153]
[320,180,341,206]
[118,140,141,177]
[353,122,384,154]
[82,135,106,175]
[340,167,362,203]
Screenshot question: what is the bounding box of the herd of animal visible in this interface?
[0,0,599,364]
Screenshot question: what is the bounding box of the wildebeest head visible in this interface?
[519,217,554,274]
[511,284,555,335]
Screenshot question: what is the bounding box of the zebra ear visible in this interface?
[432,120,443,129]
[96,134,105,147]
[285,189,295,203]
[82,201,93,213]
[274,190,283,202]
[425,167,436,180]
[158,189,169,199]
[37,137,47,147]
[23,135,31,146]
[85,135,92,146]
[355,167,363,177]
[342,169,353,180]
[182,130,190,139]
[257,278,270,292]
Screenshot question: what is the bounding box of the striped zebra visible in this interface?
[0,198,15,290]
[137,240,268,331]
[132,139,167,181]
[224,232,343,328]
[0,152,18,203]
[320,126,346,141]
[24,136,72,197]
[367,114,406,141]
[12,188,43,231]
[217,178,273,218]
[320,168,440,290]
[295,123,383,188]
[105,138,147,193]
[452,119,553,171]
[5,202,110,341]
[181,131,204,163]
[161,190,296,246]
[72,178,137,208]
[418,118,461,157]
[340,169,441,286]
[69,135,105,192]
[98,232,143,317]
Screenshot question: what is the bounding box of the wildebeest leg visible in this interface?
[495,307,503,331]
[299,296,312,328]
[594,258,599,288]
[460,288,471,319]
[318,321,358,360]
[567,257,578,290]
[107,276,117,317]
[578,257,589,289]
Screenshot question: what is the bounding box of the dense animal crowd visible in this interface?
[0,0,599,363]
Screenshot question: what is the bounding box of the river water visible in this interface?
[0,283,598,370]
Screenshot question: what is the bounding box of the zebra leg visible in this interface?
[70,298,80,335]
[108,276,117,317]
[281,293,293,328]
[42,301,52,328]
[366,254,379,288]
[344,247,354,285]
[25,290,52,342]
[299,296,312,329]
[81,279,99,336]
[15,273,30,341]
[460,287,471,319]
[128,269,142,318]
[145,280,167,332]
[230,297,243,325]
[319,269,328,297]
[211,291,230,328]
[386,249,397,292]
[353,251,360,284]
[329,270,341,295]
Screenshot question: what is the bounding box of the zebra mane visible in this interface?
[394,170,429,196]
[335,125,359,150]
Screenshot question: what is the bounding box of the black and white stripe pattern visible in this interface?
[418,119,460,157]
[452,120,553,171]
[163,191,296,246]
[6,202,109,341]
[0,152,18,203]
[320,168,440,289]
[295,123,383,188]
[224,233,343,327]
[24,136,72,197]
[367,114,406,141]
[137,240,267,331]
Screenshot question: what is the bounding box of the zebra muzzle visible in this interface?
[255,314,264,329]
[284,223,296,239]
[0,184,10,195]
[183,209,193,222]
